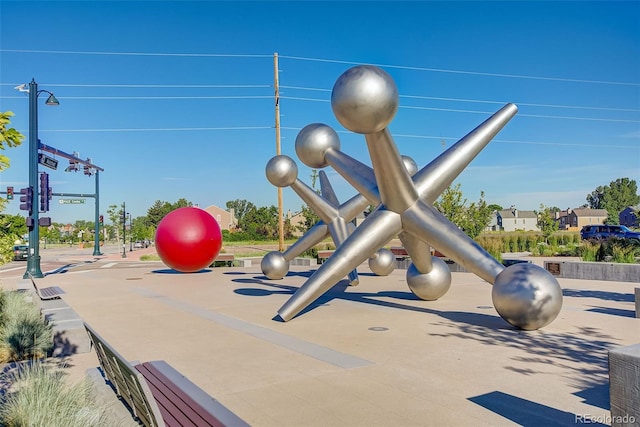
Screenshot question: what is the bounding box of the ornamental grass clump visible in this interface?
[0,361,109,427]
[0,290,53,363]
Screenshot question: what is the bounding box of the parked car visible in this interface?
[133,240,151,248]
[580,225,640,242]
[13,245,28,261]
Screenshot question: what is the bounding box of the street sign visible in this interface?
[59,198,86,204]
[38,153,59,170]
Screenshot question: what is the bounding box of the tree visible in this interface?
[0,112,25,264]
[464,192,493,239]
[172,198,192,209]
[146,199,193,228]
[587,178,640,224]
[0,111,25,171]
[131,216,154,241]
[488,204,503,213]
[226,199,255,227]
[146,200,173,227]
[107,204,123,242]
[433,183,493,239]
[537,204,559,244]
[434,183,468,229]
[40,225,61,245]
[298,204,320,233]
[242,205,279,239]
[0,213,28,263]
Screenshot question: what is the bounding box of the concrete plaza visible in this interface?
[1,250,638,426]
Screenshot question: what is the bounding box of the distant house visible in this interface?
[496,208,538,232]
[59,223,75,237]
[202,205,237,231]
[554,209,572,230]
[286,210,306,237]
[619,206,639,228]
[486,211,500,232]
[287,209,366,237]
[567,208,608,229]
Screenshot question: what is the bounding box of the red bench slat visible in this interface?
[136,362,230,427]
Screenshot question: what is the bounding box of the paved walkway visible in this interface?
[1,253,638,426]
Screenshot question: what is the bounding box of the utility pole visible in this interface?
[274,52,284,252]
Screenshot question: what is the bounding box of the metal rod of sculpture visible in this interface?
[271,65,563,330]
[263,153,418,282]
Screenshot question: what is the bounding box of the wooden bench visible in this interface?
[212,253,235,267]
[317,250,335,262]
[84,322,249,427]
[390,247,409,260]
[27,272,65,300]
[390,246,448,259]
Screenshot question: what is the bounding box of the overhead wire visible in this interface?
[1,49,637,147]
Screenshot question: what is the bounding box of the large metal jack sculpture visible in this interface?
[265,65,563,330]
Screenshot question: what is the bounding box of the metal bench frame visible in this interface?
[84,322,249,427]
[27,272,65,300]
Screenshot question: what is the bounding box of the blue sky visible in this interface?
[1,1,638,225]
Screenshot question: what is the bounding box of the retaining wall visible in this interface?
[544,261,640,283]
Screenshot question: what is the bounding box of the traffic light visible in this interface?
[19,186,33,214]
[99,215,104,226]
[39,172,50,212]
[83,158,93,176]
[6,186,13,200]
[65,159,80,172]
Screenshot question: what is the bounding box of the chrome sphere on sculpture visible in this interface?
[331,65,399,134]
[266,155,298,187]
[261,251,290,280]
[368,248,395,276]
[295,123,341,169]
[406,257,452,301]
[492,263,563,330]
[401,155,418,177]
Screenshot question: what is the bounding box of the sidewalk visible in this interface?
[2,254,638,426]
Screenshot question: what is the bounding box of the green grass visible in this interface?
[0,361,110,427]
[0,290,53,363]
[232,251,268,258]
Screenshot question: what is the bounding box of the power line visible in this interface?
[3,48,637,86]
[0,49,270,58]
[36,126,273,132]
[279,55,640,87]
[279,126,637,149]
[281,85,640,112]
[278,96,640,123]
[400,105,640,123]
[1,83,271,88]
[2,95,272,100]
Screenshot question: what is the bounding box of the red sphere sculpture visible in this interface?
[155,207,223,273]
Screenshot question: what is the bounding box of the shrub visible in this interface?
[0,361,109,427]
[612,245,636,263]
[477,236,503,262]
[301,247,318,258]
[579,239,640,263]
[579,241,600,262]
[0,291,53,363]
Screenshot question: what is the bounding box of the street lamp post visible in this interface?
[122,202,127,258]
[129,213,133,252]
[93,170,101,256]
[22,79,59,279]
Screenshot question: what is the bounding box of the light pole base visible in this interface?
[23,255,44,279]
